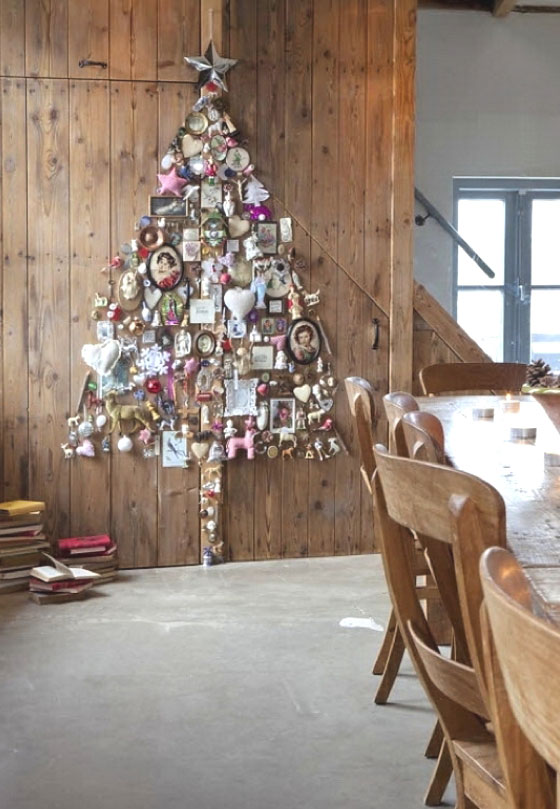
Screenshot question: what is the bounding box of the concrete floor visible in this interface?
[0,555,454,809]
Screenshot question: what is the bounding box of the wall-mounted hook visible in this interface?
[79,59,108,69]
[371,318,380,350]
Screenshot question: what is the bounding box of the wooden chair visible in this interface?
[372,446,540,808]
[419,362,528,396]
[382,390,419,455]
[401,410,446,464]
[480,547,556,808]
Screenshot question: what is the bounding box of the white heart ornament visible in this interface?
[293,384,312,404]
[81,339,121,375]
[191,441,209,461]
[182,134,203,158]
[224,287,256,321]
[144,286,162,310]
[227,215,251,238]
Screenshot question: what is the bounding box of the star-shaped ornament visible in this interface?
[185,41,238,92]
[157,166,188,197]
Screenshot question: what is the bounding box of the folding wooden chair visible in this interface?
[480,547,556,809]
[419,362,528,396]
[373,446,547,808]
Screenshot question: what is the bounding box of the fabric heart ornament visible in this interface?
[81,339,121,375]
[227,215,251,238]
[191,441,209,461]
[182,134,203,158]
[224,287,256,321]
[293,384,312,404]
[144,286,162,310]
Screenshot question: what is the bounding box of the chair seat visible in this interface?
[454,738,508,807]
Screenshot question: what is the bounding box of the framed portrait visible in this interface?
[194,330,216,357]
[286,318,322,366]
[161,431,189,468]
[201,178,223,209]
[270,398,296,434]
[146,244,184,291]
[260,318,275,336]
[251,345,274,371]
[256,222,278,255]
[225,379,258,417]
[150,196,187,218]
[275,317,287,334]
[268,299,283,314]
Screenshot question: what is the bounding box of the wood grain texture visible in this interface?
[228,0,257,152]
[69,80,110,537]
[109,0,158,81]
[27,79,71,539]
[68,0,109,80]
[0,0,25,76]
[1,79,29,501]
[158,0,200,82]
[110,81,158,567]
[256,0,285,200]
[26,0,69,78]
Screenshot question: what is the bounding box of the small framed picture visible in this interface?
[97,320,115,341]
[225,379,258,416]
[275,317,287,335]
[270,398,296,433]
[147,244,184,291]
[194,330,216,357]
[227,319,247,339]
[286,318,322,365]
[142,329,156,344]
[183,240,201,262]
[201,179,223,209]
[251,345,274,371]
[183,227,199,241]
[260,318,275,336]
[190,298,216,325]
[256,222,278,255]
[161,431,188,468]
[150,196,187,218]
[268,299,283,314]
[226,239,239,253]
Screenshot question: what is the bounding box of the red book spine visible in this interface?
[58,535,112,551]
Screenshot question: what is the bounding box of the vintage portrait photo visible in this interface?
[256,222,278,255]
[270,398,296,433]
[149,196,187,218]
[286,318,322,366]
[147,244,183,290]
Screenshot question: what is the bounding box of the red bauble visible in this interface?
[146,377,162,394]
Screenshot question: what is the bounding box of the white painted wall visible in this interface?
[415,9,560,311]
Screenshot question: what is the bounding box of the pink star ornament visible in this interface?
[156,166,187,197]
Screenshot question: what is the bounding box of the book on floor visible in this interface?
[30,554,100,584]
[30,590,89,605]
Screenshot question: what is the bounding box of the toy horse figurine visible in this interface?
[226,417,257,460]
[105,391,155,434]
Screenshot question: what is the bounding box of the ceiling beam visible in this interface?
[493,0,518,15]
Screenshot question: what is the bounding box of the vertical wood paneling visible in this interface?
[389,0,415,391]
[1,79,28,500]
[254,456,283,560]
[0,0,25,76]
[109,0,158,81]
[68,0,109,80]
[26,0,69,78]
[364,0,394,309]
[157,81,200,565]
[27,79,70,539]
[229,0,257,149]
[110,81,159,567]
[284,0,312,229]
[69,80,111,536]
[158,0,200,82]
[256,0,285,200]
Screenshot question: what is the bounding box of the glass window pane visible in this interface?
[457,198,505,287]
[531,199,560,286]
[457,289,504,361]
[530,290,560,372]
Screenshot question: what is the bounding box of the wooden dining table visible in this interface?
[418,394,560,614]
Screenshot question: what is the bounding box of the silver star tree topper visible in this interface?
[185,41,238,92]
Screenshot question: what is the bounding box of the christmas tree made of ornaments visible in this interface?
[65,43,344,564]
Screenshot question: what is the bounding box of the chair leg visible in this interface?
[425,719,443,759]
[372,609,397,674]
[374,625,405,705]
[424,738,452,807]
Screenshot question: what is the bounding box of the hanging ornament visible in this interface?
[185,41,238,93]
[156,166,188,197]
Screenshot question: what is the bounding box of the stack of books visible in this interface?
[0,500,49,594]
[29,554,100,604]
[55,534,118,584]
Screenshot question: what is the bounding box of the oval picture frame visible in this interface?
[146,244,184,291]
[194,330,216,358]
[286,318,322,366]
[185,111,208,135]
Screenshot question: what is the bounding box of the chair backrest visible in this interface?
[419,362,528,396]
[382,391,419,456]
[481,547,560,782]
[401,410,446,464]
[344,377,376,489]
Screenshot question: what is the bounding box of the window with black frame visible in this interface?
[453,178,560,371]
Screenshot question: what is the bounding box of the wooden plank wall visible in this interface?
[0,0,418,566]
